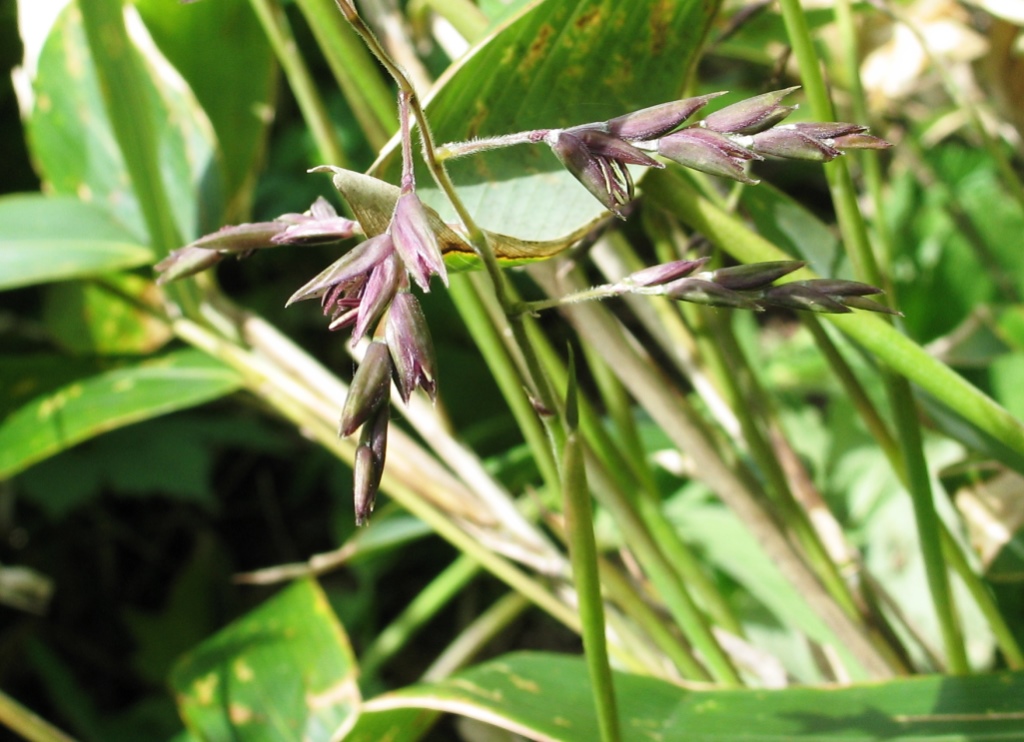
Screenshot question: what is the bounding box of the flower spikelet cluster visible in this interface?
[546,87,890,217]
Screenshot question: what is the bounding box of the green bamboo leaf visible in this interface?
[43,274,172,355]
[26,1,219,245]
[345,707,438,742]
[134,0,275,219]
[0,348,242,480]
[171,578,359,742]
[0,194,153,291]
[375,0,720,244]
[368,651,1024,740]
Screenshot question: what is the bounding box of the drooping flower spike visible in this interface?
[545,87,891,216]
[620,259,899,315]
[155,197,360,284]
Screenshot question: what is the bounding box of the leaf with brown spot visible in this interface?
[171,578,359,742]
[373,0,722,246]
[351,652,1024,741]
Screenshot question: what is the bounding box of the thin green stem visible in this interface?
[776,0,882,289]
[833,0,896,278]
[249,0,348,167]
[529,315,744,643]
[447,274,561,493]
[562,356,622,742]
[361,555,480,676]
[940,529,1024,669]
[528,323,735,679]
[0,690,77,742]
[578,344,651,488]
[777,0,969,673]
[596,560,710,681]
[294,0,397,150]
[421,592,531,681]
[887,380,968,672]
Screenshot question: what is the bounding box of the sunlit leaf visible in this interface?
[26,1,219,243]
[171,578,359,742]
[134,0,275,220]
[320,167,603,270]
[43,273,172,355]
[346,707,439,742]
[367,651,1024,740]
[0,349,242,480]
[0,194,153,291]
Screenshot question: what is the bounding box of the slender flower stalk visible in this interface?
[436,87,890,218]
[520,259,897,317]
[437,129,551,161]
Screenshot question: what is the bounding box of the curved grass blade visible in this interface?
[0,349,242,480]
[364,651,1024,741]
